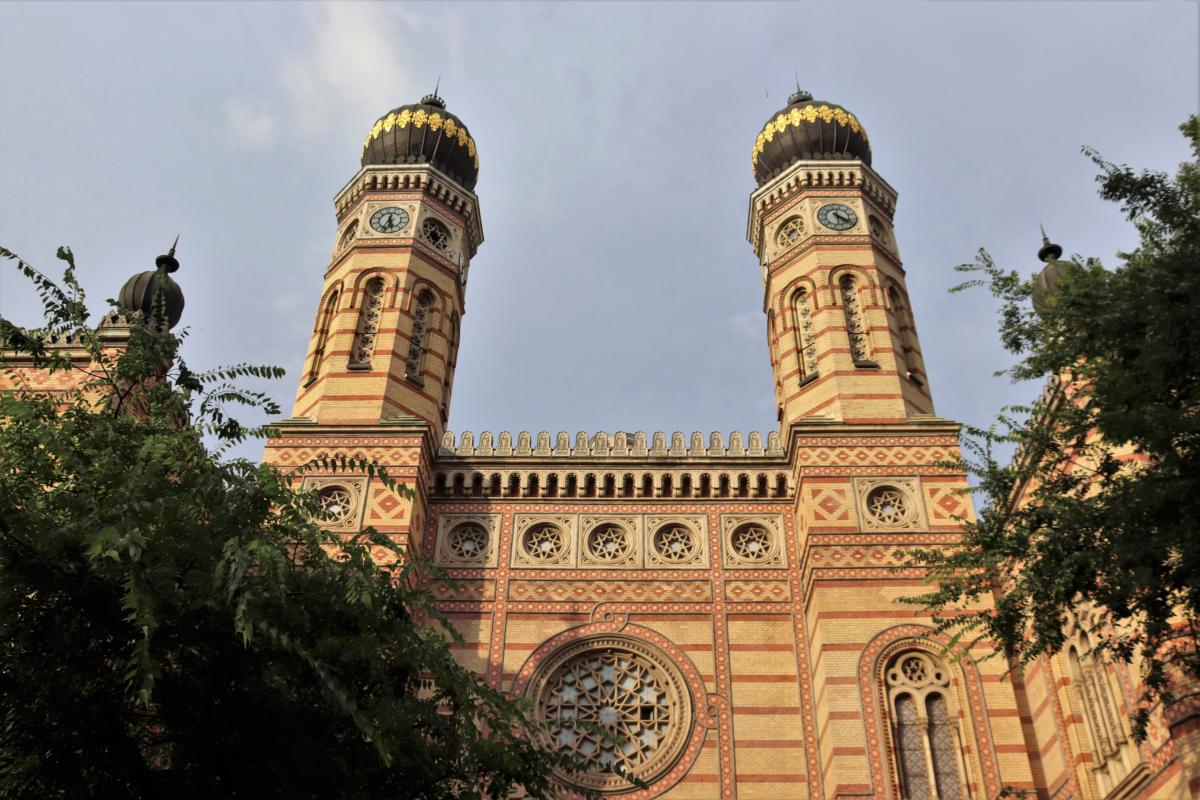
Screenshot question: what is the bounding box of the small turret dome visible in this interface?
[117,243,184,330]
[752,90,872,186]
[360,93,479,190]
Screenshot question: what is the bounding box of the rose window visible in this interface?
[730,524,773,562]
[866,485,914,526]
[419,217,451,252]
[586,524,632,563]
[317,485,353,524]
[523,523,566,562]
[652,525,698,564]
[775,216,805,249]
[535,638,692,792]
[447,523,488,562]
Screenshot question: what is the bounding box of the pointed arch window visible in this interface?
[404,290,435,384]
[1066,637,1138,792]
[884,651,968,800]
[307,290,339,385]
[348,278,385,368]
[792,288,819,385]
[840,275,875,366]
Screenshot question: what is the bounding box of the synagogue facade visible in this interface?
[73,88,1192,798]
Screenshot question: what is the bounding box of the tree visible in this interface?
[908,116,1200,738]
[0,248,583,798]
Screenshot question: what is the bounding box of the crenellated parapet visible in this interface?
[438,430,785,459]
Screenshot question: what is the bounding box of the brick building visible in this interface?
[8,87,1193,798]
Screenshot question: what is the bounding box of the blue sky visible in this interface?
[1,1,1196,461]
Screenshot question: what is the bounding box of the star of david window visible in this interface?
[419,217,452,252]
[317,485,353,524]
[446,523,488,563]
[730,523,773,563]
[533,637,692,793]
[866,485,915,527]
[586,524,632,563]
[652,525,698,564]
[523,523,566,563]
[775,215,805,249]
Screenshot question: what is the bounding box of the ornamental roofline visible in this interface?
[438,430,785,459]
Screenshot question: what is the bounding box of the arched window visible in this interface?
[441,312,459,419]
[348,278,385,368]
[840,275,874,366]
[404,290,435,384]
[338,219,359,252]
[307,290,338,384]
[884,651,967,800]
[887,285,923,385]
[419,217,452,252]
[792,288,819,384]
[1066,635,1138,793]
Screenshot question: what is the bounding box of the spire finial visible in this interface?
[421,77,447,109]
[1037,223,1063,263]
[788,81,812,106]
[156,235,181,273]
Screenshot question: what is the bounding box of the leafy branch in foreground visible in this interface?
[902,116,1200,740]
[0,249,584,798]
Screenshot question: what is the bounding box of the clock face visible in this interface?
[370,206,410,234]
[817,203,858,231]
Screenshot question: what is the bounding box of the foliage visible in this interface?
[906,117,1200,738]
[0,248,584,798]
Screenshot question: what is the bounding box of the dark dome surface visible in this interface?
[118,249,184,330]
[360,94,479,190]
[752,90,871,186]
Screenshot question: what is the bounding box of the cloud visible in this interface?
[224,97,277,149]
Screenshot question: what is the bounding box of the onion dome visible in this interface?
[118,239,185,330]
[360,92,479,190]
[1032,226,1076,312]
[752,89,871,186]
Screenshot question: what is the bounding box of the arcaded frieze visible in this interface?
[438,430,785,459]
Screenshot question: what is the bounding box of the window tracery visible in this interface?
[840,275,873,365]
[446,523,488,563]
[349,278,385,368]
[404,290,435,384]
[730,524,772,563]
[317,485,353,524]
[522,523,566,563]
[775,215,805,250]
[792,288,819,383]
[652,525,699,564]
[533,637,692,793]
[1066,630,1138,793]
[338,219,359,251]
[884,650,967,800]
[419,217,452,252]
[586,523,633,563]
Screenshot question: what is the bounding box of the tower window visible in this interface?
[307,290,338,385]
[419,217,452,252]
[338,219,359,252]
[792,288,819,384]
[840,275,874,366]
[348,278,385,368]
[775,215,805,250]
[404,290,435,384]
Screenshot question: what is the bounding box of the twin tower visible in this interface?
[282,88,934,442]
[262,91,1018,798]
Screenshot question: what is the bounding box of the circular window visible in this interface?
[447,523,489,563]
[420,217,452,251]
[885,651,946,690]
[317,485,353,524]
[651,524,699,564]
[775,216,805,249]
[586,524,632,563]
[730,523,774,563]
[532,637,693,792]
[523,523,566,563]
[865,485,915,527]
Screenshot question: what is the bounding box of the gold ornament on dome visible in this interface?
[750,103,869,169]
[360,107,479,169]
